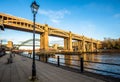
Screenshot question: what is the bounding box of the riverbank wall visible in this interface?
[100,49,120,53]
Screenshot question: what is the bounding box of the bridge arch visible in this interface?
[16,39,40,49]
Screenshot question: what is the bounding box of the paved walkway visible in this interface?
[0,54,105,82]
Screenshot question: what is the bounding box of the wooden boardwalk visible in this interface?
[0,54,105,82]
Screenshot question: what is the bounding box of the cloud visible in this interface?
[38,9,70,24]
[51,19,60,24]
[78,21,96,38]
[82,2,113,13]
[114,14,120,18]
[49,36,64,46]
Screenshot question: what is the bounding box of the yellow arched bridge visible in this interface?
[0,13,102,52]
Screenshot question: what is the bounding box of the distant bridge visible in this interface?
[14,39,40,48]
[0,13,102,52]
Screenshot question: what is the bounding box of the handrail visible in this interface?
[84,67,120,75]
[60,62,80,67]
[59,58,80,61]
[20,53,120,78]
[50,56,120,76]
[84,61,120,66]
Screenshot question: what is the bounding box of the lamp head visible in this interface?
[31,1,39,14]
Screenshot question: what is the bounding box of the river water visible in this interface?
[48,53,120,78]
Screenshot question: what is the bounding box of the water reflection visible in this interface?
[64,55,72,66]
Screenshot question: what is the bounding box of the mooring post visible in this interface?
[57,56,60,66]
[45,55,48,63]
[39,55,40,61]
[80,57,84,73]
[30,54,31,58]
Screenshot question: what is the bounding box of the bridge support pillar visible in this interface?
[40,24,48,51]
[96,43,98,50]
[86,42,89,52]
[82,40,85,52]
[64,31,73,51]
[40,34,44,49]
[96,42,100,52]
[78,41,81,52]
[64,38,68,50]
[91,42,93,52]
[93,41,101,52]
[68,31,73,51]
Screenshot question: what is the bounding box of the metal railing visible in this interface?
[20,53,120,78]
[47,56,120,77]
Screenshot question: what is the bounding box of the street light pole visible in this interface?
[30,0,39,80]
[32,11,36,79]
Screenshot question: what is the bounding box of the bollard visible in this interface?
[39,55,40,61]
[45,55,48,63]
[43,54,45,62]
[57,56,60,66]
[30,54,32,58]
[7,57,13,64]
[80,57,84,73]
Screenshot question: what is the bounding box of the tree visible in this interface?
[102,38,120,49]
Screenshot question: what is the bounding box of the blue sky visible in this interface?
[0,0,120,46]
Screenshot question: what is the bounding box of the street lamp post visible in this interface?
[30,0,39,80]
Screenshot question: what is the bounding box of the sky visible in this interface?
[0,0,120,47]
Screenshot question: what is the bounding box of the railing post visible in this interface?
[45,55,48,63]
[80,57,84,72]
[29,53,31,58]
[57,56,60,66]
[30,54,32,58]
[39,55,40,61]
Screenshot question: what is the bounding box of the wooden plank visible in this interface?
[13,55,30,82]
[24,56,105,82]
[10,62,20,82]
[0,62,11,82]
[0,55,11,82]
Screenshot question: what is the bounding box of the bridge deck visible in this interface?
[0,54,105,82]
